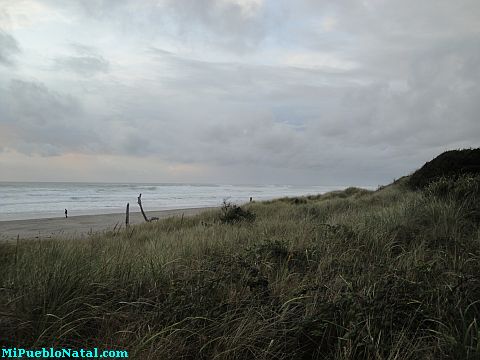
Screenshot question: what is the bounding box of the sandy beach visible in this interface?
[0,207,212,242]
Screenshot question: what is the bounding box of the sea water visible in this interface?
[0,182,346,221]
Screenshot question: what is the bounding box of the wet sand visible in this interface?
[0,207,212,242]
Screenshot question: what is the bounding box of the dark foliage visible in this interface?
[409,148,480,189]
[219,200,256,224]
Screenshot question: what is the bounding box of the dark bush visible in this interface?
[409,148,480,189]
[219,200,256,224]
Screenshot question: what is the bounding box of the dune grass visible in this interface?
[1,177,479,359]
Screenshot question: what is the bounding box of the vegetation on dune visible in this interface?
[219,200,256,224]
[1,157,480,359]
[409,148,480,189]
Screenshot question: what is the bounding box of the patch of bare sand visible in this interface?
[0,207,212,242]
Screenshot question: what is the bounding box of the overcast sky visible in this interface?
[0,0,479,185]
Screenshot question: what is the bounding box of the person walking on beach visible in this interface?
[65,209,68,219]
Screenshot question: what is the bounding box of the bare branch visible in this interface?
[137,194,158,222]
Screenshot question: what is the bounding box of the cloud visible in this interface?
[54,43,109,76]
[0,79,104,156]
[0,29,20,65]
[0,0,479,184]
[161,0,269,51]
[54,55,109,76]
[40,0,272,53]
[131,37,480,181]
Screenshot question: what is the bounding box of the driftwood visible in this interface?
[125,203,130,228]
[137,193,159,222]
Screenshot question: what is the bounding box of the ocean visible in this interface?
[0,182,346,221]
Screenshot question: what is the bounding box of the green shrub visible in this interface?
[219,200,256,224]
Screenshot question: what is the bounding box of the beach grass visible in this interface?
[1,175,479,359]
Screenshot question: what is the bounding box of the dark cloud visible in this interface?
[0,79,104,156]
[0,29,20,66]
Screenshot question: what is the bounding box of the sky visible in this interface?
[0,0,479,186]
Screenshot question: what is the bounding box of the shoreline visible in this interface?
[0,207,214,242]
